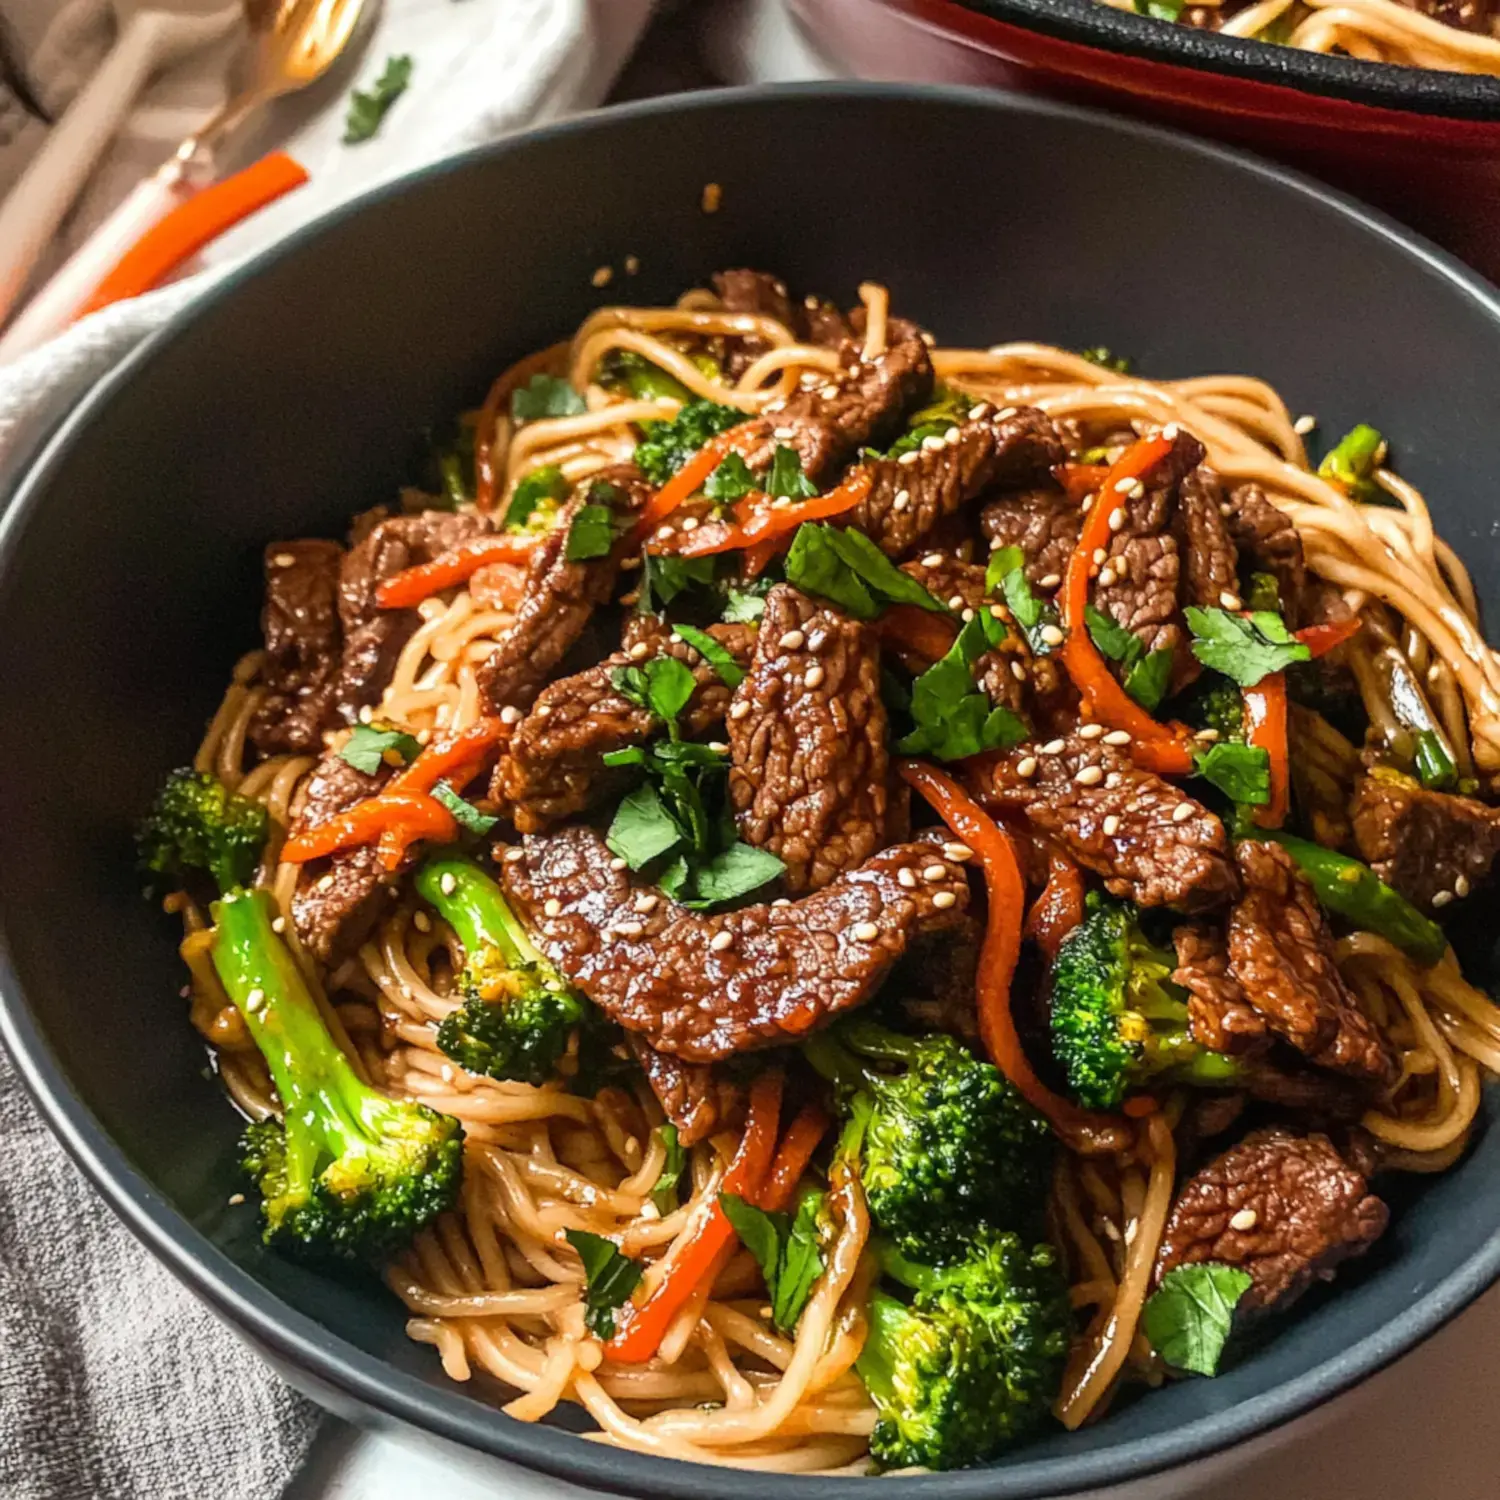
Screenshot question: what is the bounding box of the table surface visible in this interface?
[292,3,1500,1496]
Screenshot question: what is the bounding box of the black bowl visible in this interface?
[1,84,1498,1497]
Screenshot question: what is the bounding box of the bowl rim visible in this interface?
[3,79,1500,1499]
[846,0,1500,120]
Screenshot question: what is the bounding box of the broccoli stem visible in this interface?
[414,854,541,971]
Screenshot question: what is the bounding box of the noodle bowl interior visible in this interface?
[144,272,1500,1474]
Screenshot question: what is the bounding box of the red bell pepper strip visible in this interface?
[650,468,874,560]
[1024,847,1086,961]
[897,761,1126,1150]
[757,1103,832,1214]
[375,534,539,610]
[281,789,459,872]
[1057,437,1194,776]
[1243,672,1290,829]
[876,604,960,667]
[606,1071,783,1363]
[1054,462,1109,503]
[1296,616,1362,659]
[388,718,508,797]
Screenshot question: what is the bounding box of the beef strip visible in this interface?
[749,330,933,483]
[1172,923,1268,1055]
[1172,469,1240,611]
[493,621,756,833]
[1227,841,1397,1084]
[248,539,345,755]
[629,1035,740,1145]
[477,466,650,713]
[1153,1128,1388,1316]
[713,269,797,380]
[979,487,1081,588]
[1224,482,1308,623]
[335,509,491,723]
[966,734,1238,912]
[499,826,971,1062]
[727,585,890,895]
[1349,771,1500,911]
[288,750,396,963]
[848,405,1068,558]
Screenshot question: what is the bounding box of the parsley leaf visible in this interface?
[766,445,818,500]
[705,453,758,503]
[652,1123,687,1211]
[343,54,412,144]
[785,523,949,621]
[1123,647,1174,713]
[1317,424,1385,504]
[672,623,744,688]
[1141,1263,1253,1377]
[339,723,420,775]
[1085,604,1141,665]
[564,483,628,562]
[610,655,698,730]
[511,373,586,424]
[1194,741,1271,805]
[986,544,1060,655]
[432,782,499,835]
[636,552,718,617]
[719,1191,825,1334]
[505,464,569,530]
[721,579,773,623]
[564,1229,643,1341]
[1080,345,1134,373]
[683,842,784,907]
[896,614,1029,762]
[1186,606,1310,687]
[605,781,684,869]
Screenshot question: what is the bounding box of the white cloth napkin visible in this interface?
[0,0,654,463]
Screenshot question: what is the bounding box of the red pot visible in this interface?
[791,0,1500,277]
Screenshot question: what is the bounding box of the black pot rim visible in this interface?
[875,0,1500,121]
[3,81,1499,1499]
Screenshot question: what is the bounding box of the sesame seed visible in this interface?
[922,434,946,452]
[270,916,286,934]
[609,857,627,871]
[615,920,644,938]
[1103,814,1120,836]
[893,493,909,513]
[634,894,658,913]
[669,631,683,644]
[948,594,967,611]
[245,987,265,1013]
[1113,476,1135,494]
[944,426,961,442]
[358,705,373,724]
[1432,889,1455,908]
[1093,547,1108,565]
[773,426,795,440]
[1078,723,1104,739]
[933,890,957,910]
[1010,661,1027,682]
[656,524,675,540]
[1098,567,1117,587]
[898,866,917,889]
[710,930,734,952]
[1162,423,1180,440]
[1194,728,1221,743]
[505,847,525,862]
[922,864,948,882]
[820,385,840,399]
[1103,729,1132,746]
[228,1192,246,1206]
[805,665,826,689]
[1040,624,1065,647]
[544,898,561,917]
[1219,591,1243,611]
[591,265,613,287]
[899,451,921,466]
[1081,495,1094,511]
[1427,663,1442,684]
[680,516,699,533]
[1229,1208,1259,1231]
[1172,803,1196,824]
[961,607,975,623]
[1219,503,1233,517]
[413,910,431,933]
[500,704,522,725]
[922,553,945,568]
[729,700,751,720]
[271,552,296,567]
[1108,508,1126,532]
[1129,480,1145,499]
[1455,874,1471,898]
[778,629,806,651]
[1075,765,1104,786]
[968,403,991,420]
[1038,573,1061,590]
[705,741,728,754]
[853,921,880,941]
[990,604,1006,620]
[1106,772,1123,788]
[1041,738,1066,755]
[772,898,792,908]
[943,843,973,862]
[1293,414,1316,435]
[997,407,1018,420]
[1016,756,1039,777]
[536,704,552,717]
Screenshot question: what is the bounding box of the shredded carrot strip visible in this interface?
[1024,847,1086,961]
[650,468,873,560]
[758,1104,832,1214]
[1296,616,1362,659]
[376,535,539,610]
[633,423,765,538]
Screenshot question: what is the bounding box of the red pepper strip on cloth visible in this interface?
[606,1071,784,1363]
[1243,672,1290,829]
[897,761,1128,1152]
[281,719,508,870]
[375,534,540,610]
[648,468,875,561]
[1057,437,1194,776]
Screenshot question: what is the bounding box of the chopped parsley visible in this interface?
[511,373,586,424]
[1084,605,1174,711]
[610,655,698,731]
[1079,344,1134,373]
[765,445,818,501]
[718,1190,825,1334]
[704,452,758,503]
[1133,0,1186,18]
[986,545,1061,657]
[651,1123,687,1212]
[671,623,744,688]
[896,613,1028,762]
[784,523,948,621]
[636,552,718,617]
[873,385,973,460]
[431,782,499,834]
[505,464,570,531]
[721,577,775,623]
[1141,1263,1253,1377]
[1193,742,1270,806]
[564,481,629,562]
[343,54,412,144]
[1186,606,1310,687]
[564,1228,643,1340]
[338,722,420,776]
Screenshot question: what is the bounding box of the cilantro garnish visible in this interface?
[564,1229,643,1340]
[343,54,412,144]
[1185,606,1310,687]
[511,373,586,424]
[718,1190,825,1334]
[1141,1263,1252,1377]
[338,723,420,776]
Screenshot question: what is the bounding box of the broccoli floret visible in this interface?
[1050,898,1240,1111]
[217,889,463,1260]
[858,1230,1071,1471]
[416,854,583,1086]
[633,399,743,486]
[138,767,269,895]
[139,768,463,1262]
[805,1019,1053,1262]
[1175,675,1246,742]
